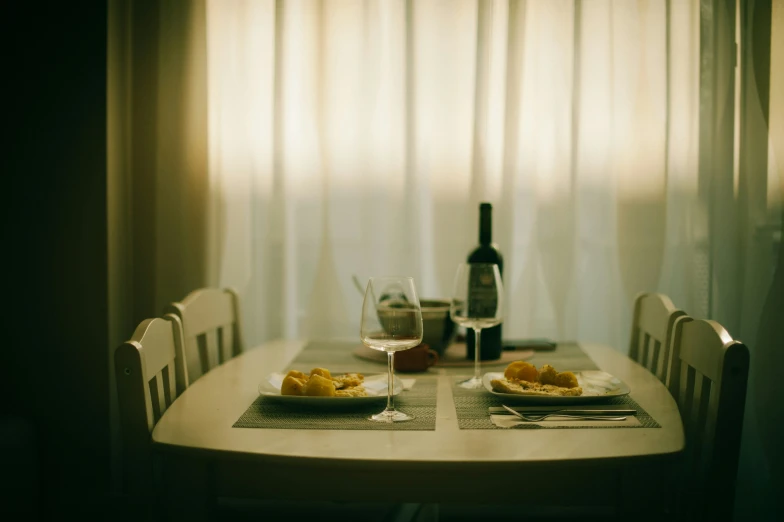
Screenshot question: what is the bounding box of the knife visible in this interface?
[488,406,636,416]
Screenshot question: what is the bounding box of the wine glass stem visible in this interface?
[473,327,482,382]
[387,351,395,412]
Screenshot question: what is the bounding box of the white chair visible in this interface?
[115,314,188,498]
[629,292,687,385]
[668,317,750,520]
[166,288,244,383]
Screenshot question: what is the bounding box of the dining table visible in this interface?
[152,338,684,516]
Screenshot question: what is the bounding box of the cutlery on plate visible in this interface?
[488,406,636,416]
[500,404,627,422]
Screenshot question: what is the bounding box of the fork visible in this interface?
[501,404,627,422]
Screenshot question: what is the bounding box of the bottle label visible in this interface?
[468,269,499,317]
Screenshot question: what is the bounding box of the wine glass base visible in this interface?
[369,410,414,423]
[459,376,484,389]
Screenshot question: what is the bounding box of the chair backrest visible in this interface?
[629,292,687,384]
[166,287,244,383]
[668,317,750,520]
[115,314,188,494]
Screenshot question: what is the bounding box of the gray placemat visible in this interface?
[452,382,661,430]
[234,377,437,430]
[449,342,659,429]
[233,341,437,430]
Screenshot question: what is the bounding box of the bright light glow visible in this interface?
[204,0,705,347]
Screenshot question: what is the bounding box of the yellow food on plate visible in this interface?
[303,374,336,397]
[280,368,368,397]
[335,386,367,397]
[554,371,579,389]
[490,378,583,397]
[537,364,558,385]
[504,361,538,382]
[310,367,332,380]
[281,375,307,396]
[491,361,583,396]
[286,369,309,381]
[335,373,364,388]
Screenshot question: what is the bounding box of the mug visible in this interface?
[394,343,439,373]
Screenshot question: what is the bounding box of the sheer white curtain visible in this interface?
[205,0,702,351]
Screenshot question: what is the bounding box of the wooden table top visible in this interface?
[152,339,684,468]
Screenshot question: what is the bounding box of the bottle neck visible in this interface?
[479,204,492,245]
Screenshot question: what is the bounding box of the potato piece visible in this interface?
[554,371,579,389]
[504,361,526,379]
[285,370,308,380]
[303,374,336,397]
[505,361,538,382]
[310,367,332,380]
[538,364,558,385]
[281,375,306,396]
[516,362,540,383]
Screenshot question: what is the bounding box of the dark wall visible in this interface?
[3,1,111,517]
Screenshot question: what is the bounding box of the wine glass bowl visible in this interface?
[361,277,423,422]
[449,263,504,389]
[376,300,420,346]
[377,297,455,356]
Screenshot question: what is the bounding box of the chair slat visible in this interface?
[195,333,209,377]
[650,339,662,377]
[660,335,673,384]
[692,372,712,478]
[163,363,175,408]
[699,379,720,475]
[204,328,219,368]
[682,365,696,446]
[148,375,161,424]
[221,324,234,365]
[641,332,651,370]
[155,372,167,423]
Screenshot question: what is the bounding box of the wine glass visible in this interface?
[449,263,504,389]
[360,276,423,422]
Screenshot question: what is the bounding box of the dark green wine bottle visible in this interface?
[466,202,503,360]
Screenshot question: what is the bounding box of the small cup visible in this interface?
[394,343,439,373]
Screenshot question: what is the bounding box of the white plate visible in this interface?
[258,372,403,406]
[482,371,631,404]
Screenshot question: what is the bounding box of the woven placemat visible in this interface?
[233,377,437,430]
[233,342,437,430]
[449,343,659,429]
[451,381,661,430]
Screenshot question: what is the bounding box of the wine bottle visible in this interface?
[466,202,504,360]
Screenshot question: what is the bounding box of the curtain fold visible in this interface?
[108,0,210,495]
[116,0,210,328]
